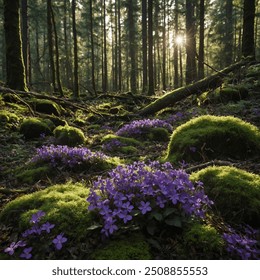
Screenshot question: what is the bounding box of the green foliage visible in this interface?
[20,117,55,139]
[147,127,170,142]
[91,233,152,260]
[15,164,52,184]
[165,115,260,163]
[0,182,92,241]
[181,223,224,259]
[31,99,61,116]
[190,166,260,227]
[53,125,85,146]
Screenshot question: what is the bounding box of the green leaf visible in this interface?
[163,207,178,218]
[146,221,157,236]
[86,224,102,231]
[165,216,182,228]
[150,212,163,222]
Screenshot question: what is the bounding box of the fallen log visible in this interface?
[139,58,254,116]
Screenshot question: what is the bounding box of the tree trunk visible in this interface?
[118,0,122,92]
[47,0,56,92]
[198,0,205,79]
[185,0,197,84]
[4,0,28,91]
[148,0,154,95]
[162,0,167,91]
[127,0,137,94]
[89,0,96,94]
[72,0,79,98]
[242,0,256,58]
[139,58,252,116]
[174,0,179,88]
[142,0,148,93]
[50,5,64,96]
[224,0,233,66]
[102,0,108,93]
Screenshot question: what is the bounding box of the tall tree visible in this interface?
[126,0,138,94]
[118,0,122,92]
[3,0,28,91]
[162,0,167,91]
[148,0,154,95]
[142,0,148,93]
[89,0,96,94]
[242,0,256,58]
[47,0,56,92]
[185,0,197,84]
[72,0,79,98]
[102,0,108,93]
[198,0,205,79]
[224,0,233,66]
[174,0,179,88]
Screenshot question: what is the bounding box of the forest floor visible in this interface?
[0,63,260,260]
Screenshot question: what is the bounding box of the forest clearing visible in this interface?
[0,0,260,260]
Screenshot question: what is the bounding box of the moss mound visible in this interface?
[166,115,260,163]
[181,223,224,259]
[0,110,19,126]
[190,166,260,227]
[31,98,61,116]
[20,117,55,139]
[0,182,92,240]
[92,233,152,260]
[54,125,85,146]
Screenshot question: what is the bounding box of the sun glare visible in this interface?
[175,35,185,45]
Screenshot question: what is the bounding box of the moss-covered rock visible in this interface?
[31,98,61,116]
[165,115,260,163]
[147,127,170,142]
[0,182,92,241]
[190,166,260,227]
[180,223,224,259]
[20,117,55,139]
[53,125,85,146]
[91,233,152,260]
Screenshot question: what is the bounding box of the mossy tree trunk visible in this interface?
[139,58,253,116]
[4,0,28,91]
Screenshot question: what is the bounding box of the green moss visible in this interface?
[92,233,152,260]
[54,125,85,146]
[181,223,224,259]
[166,115,260,163]
[190,166,260,227]
[0,110,19,125]
[147,127,170,142]
[120,146,139,154]
[31,98,61,116]
[102,134,142,146]
[20,117,55,139]
[15,165,52,184]
[0,182,92,240]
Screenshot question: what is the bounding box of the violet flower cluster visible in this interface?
[87,161,213,236]
[116,119,173,137]
[31,145,108,168]
[4,210,67,259]
[102,139,126,152]
[222,225,260,260]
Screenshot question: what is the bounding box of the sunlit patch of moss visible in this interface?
[20,117,55,139]
[0,110,19,125]
[53,125,85,146]
[0,182,92,241]
[190,166,260,227]
[180,222,225,259]
[165,115,260,163]
[91,233,152,260]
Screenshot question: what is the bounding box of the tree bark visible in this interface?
[72,0,79,98]
[148,0,154,95]
[4,0,28,91]
[139,58,253,116]
[142,0,148,93]
[242,0,256,58]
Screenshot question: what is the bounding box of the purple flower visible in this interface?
[41,222,55,233]
[30,210,45,224]
[20,247,33,259]
[52,233,67,250]
[4,241,26,256]
[118,211,133,223]
[139,201,152,214]
[189,146,197,153]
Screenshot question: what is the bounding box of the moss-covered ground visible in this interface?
[0,66,260,260]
